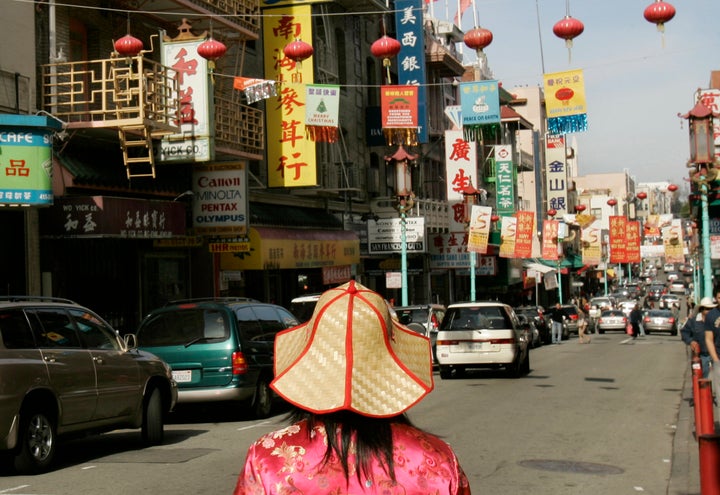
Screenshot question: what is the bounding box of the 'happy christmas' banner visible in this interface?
[514,211,535,259]
[609,216,627,264]
[305,84,340,143]
[542,219,559,261]
[626,221,641,263]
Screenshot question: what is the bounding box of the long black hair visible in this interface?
[287,407,414,484]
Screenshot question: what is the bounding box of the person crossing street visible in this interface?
[550,303,565,344]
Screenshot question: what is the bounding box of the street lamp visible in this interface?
[387,145,417,306]
[679,100,716,298]
[547,208,564,304]
[461,180,483,302]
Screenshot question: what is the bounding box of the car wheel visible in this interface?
[598,328,605,334]
[253,377,273,419]
[439,366,452,379]
[671,327,678,336]
[506,354,523,378]
[521,350,530,375]
[142,388,164,445]
[14,406,56,474]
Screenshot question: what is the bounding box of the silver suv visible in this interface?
[0,296,177,474]
[435,302,530,379]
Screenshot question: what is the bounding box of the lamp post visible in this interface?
[680,100,717,299]
[636,191,648,275]
[607,197,619,286]
[548,208,564,304]
[461,180,483,302]
[387,145,417,306]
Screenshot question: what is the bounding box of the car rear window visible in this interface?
[442,306,511,330]
[138,308,228,346]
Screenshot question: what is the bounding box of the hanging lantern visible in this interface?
[371,35,401,84]
[636,192,648,200]
[667,184,678,192]
[491,215,500,223]
[607,198,618,207]
[114,34,143,57]
[464,27,493,53]
[547,209,557,218]
[198,37,227,80]
[283,38,314,68]
[644,1,675,47]
[553,15,584,63]
[575,204,586,212]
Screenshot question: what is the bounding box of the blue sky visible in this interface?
[427,0,720,188]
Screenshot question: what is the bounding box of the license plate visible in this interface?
[453,342,484,352]
[172,370,192,383]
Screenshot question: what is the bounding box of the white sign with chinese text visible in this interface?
[445,129,477,232]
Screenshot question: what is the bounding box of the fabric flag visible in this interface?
[453,0,472,26]
[381,85,419,146]
[499,216,517,259]
[305,84,340,143]
[663,219,684,264]
[608,216,627,264]
[460,80,501,142]
[626,221,641,264]
[581,220,602,266]
[543,69,588,135]
[233,77,277,104]
[514,211,535,259]
[468,205,492,254]
[542,219,559,260]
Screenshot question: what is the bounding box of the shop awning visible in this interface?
[220,227,359,270]
[523,261,556,274]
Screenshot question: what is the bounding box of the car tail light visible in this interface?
[643,316,650,323]
[669,317,675,323]
[569,314,578,320]
[431,313,439,330]
[232,351,249,375]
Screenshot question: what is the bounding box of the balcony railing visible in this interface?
[41,55,179,133]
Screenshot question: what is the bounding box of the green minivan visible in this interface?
[136,298,299,418]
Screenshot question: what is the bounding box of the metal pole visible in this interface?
[469,251,476,302]
[401,210,408,306]
[557,258,563,304]
[604,264,608,296]
[702,181,713,299]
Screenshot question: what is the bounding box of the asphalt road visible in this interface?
[0,327,691,494]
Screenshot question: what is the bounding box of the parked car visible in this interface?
[0,296,177,474]
[514,305,550,345]
[664,263,675,273]
[435,302,530,379]
[588,297,613,318]
[642,309,678,335]
[658,294,681,311]
[667,271,680,283]
[289,293,322,322]
[597,309,628,334]
[395,304,447,361]
[136,298,300,419]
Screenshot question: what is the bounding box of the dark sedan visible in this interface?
[642,309,678,335]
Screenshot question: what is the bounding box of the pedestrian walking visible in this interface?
[577,307,591,343]
[550,302,565,344]
[682,296,715,378]
[629,303,643,339]
[233,280,471,495]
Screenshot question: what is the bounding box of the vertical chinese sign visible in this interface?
[608,216,627,264]
[542,220,559,261]
[160,33,212,163]
[495,144,515,216]
[395,0,428,144]
[445,129,477,232]
[545,135,568,215]
[514,211,535,258]
[263,5,317,187]
[696,89,720,163]
[625,221,641,264]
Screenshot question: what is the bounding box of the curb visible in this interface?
[669,361,700,494]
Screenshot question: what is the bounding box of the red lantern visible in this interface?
[114,34,143,57]
[464,27,493,53]
[668,184,678,192]
[636,192,648,200]
[198,37,227,75]
[644,1,675,32]
[547,209,557,218]
[575,204,586,212]
[491,215,500,223]
[371,35,401,62]
[553,15,584,62]
[283,38,314,63]
[607,198,618,207]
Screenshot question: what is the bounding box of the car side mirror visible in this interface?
[124,333,138,350]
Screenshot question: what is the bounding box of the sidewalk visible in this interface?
[668,361,701,495]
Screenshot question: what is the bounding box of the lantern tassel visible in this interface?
[565,39,573,64]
